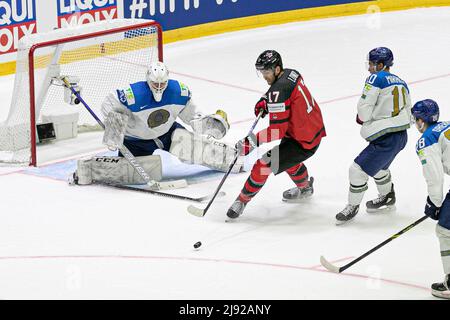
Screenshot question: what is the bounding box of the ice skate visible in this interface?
[336,204,359,225]
[282,177,314,202]
[431,275,450,299]
[226,198,247,219]
[366,184,396,213]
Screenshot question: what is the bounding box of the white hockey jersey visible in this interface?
[357,70,412,141]
[115,80,197,140]
[416,121,450,207]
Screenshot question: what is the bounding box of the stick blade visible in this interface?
[151,179,188,190]
[320,256,341,273]
[198,191,226,202]
[187,205,206,217]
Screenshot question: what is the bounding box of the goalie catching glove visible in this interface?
[191,109,230,139]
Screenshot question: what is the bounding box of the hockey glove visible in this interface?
[101,93,128,118]
[255,98,268,118]
[236,133,258,156]
[425,196,440,220]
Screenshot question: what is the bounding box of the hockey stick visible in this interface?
[320,215,429,273]
[60,77,187,190]
[187,112,263,217]
[96,182,226,203]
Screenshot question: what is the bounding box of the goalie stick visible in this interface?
[187,112,263,217]
[320,215,429,273]
[96,182,226,203]
[60,77,187,191]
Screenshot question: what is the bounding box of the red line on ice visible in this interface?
[0,254,429,292]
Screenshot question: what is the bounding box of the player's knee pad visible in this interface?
[169,128,241,172]
[74,155,162,185]
[436,224,450,275]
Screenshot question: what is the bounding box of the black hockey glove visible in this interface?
[425,196,440,220]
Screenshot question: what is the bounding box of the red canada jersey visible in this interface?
[256,69,326,149]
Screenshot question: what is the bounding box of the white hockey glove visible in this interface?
[191,109,230,139]
[101,93,128,118]
[103,111,129,151]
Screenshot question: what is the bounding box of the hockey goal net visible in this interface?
[0,19,162,166]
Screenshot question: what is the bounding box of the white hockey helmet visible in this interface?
[146,61,169,102]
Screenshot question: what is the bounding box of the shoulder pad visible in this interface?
[266,70,297,103]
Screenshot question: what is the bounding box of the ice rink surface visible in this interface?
[1,7,450,299]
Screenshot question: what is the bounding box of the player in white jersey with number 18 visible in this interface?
[336,47,412,224]
[412,99,450,299]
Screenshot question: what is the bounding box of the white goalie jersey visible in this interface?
[357,71,412,141]
[113,79,197,140]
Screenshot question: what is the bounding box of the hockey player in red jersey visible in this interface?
[227,50,326,219]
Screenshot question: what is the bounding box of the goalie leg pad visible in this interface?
[74,155,162,185]
[169,128,241,172]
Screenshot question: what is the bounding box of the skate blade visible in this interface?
[335,218,354,226]
[282,193,313,203]
[366,205,396,214]
[431,289,450,299]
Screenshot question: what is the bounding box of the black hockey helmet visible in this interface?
[255,50,283,71]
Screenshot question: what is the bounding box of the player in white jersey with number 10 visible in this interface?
[336,47,412,224]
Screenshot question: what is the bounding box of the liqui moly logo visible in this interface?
[0,0,37,54]
[57,0,118,28]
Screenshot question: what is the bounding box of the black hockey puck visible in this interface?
[193,241,202,249]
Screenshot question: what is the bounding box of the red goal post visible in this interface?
[0,19,163,166]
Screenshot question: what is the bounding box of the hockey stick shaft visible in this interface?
[337,215,429,273]
[190,112,263,217]
[61,77,178,189]
[96,182,225,202]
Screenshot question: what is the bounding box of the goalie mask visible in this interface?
[147,61,169,102]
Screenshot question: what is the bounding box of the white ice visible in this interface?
[1,7,450,299]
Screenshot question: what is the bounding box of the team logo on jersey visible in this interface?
[147,109,170,128]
